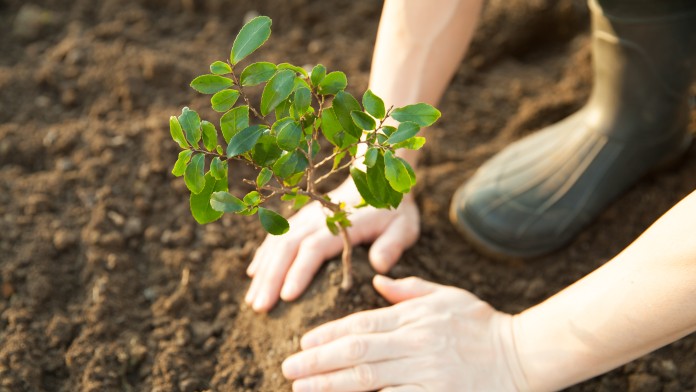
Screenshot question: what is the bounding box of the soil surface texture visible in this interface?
[1,0,695,391]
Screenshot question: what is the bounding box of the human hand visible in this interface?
[282,276,528,392]
[244,180,420,312]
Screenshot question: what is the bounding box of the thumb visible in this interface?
[368,215,419,273]
[373,275,442,304]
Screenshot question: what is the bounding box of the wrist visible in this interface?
[498,313,531,392]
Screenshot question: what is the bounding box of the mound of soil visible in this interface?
[1,0,694,391]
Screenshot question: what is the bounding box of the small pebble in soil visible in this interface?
[243,10,260,24]
[628,373,661,392]
[53,229,78,251]
[12,4,55,40]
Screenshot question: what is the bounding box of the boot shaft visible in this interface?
[588,0,696,139]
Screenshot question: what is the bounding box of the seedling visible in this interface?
[169,16,440,290]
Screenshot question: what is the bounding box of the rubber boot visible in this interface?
[450,0,696,259]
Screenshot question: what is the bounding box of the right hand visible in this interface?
[244,179,420,312]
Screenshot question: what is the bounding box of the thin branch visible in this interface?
[229,71,272,127]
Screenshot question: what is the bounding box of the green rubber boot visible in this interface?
[450,0,696,258]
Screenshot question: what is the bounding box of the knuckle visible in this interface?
[345,336,367,360]
[351,314,377,334]
[302,351,319,373]
[299,235,324,253]
[353,364,378,389]
[314,375,332,392]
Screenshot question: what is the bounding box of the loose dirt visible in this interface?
[1,0,694,391]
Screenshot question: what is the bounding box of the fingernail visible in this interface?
[280,282,296,300]
[373,274,392,286]
[300,333,318,349]
[282,357,298,378]
[244,289,254,304]
[253,293,268,311]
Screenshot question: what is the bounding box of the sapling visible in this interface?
[169,16,440,290]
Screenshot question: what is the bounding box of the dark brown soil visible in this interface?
[1,0,695,391]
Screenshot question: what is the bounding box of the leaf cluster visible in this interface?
[169,16,440,236]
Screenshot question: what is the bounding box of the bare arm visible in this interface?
[369,0,483,166]
[246,0,483,312]
[515,189,696,391]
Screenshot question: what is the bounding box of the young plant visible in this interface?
[169,16,440,290]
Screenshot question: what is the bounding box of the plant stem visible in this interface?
[338,224,353,290]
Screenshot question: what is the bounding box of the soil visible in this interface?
[1,0,695,391]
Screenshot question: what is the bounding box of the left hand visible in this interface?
[282,276,527,391]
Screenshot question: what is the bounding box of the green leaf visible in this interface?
[332,91,363,138]
[325,218,339,235]
[392,136,426,150]
[326,210,351,235]
[237,207,258,216]
[210,157,227,180]
[386,121,420,145]
[178,107,201,147]
[350,167,386,209]
[201,120,218,151]
[172,150,193,177]
[257,167,273,187]
[227,125,266,157]
[350,111,376,130]
[210,191,245,213]
[184,153,206,194]
[169,116,188,148]
[310,64,326,87]
[362,90,386,120]
[258,207,289,235]
[211,89,240,113]
[383,150,412,193]
[293,87,311,116]
[190,74,234,94]
[275,98,292,119]
[240,62,277,86]
[230,16,272,65]
[293,77,311,92]
[317,71,347,95]
[333,150,347,170]
[273,117,303,151]
[321,107,353,148]
[364,147,379,168]
[367,153,402,208]
[243,191,261,206]
[382,125,397,136]
[220,106,249,143]
[291,194,310,210]
[272,150,308,179]
[401,157,417,186]
[261,69,295,116]
[278,63,309,77]
[252,130,283,166]
[191,172,228,224]
[391,103,441,127]
[210,61,232,75]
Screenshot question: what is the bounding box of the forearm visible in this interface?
[369,0,483,166]
[513,190,696,391]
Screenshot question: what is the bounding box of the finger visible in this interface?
[300,300,423,349]
[290,357,427,392]
[381,386,426,392]
[284,331,420,379]
[246,242,299,312]
[280,231,345,301]
[248,202,324,278]
[368,214,419,273]
[373,275,442,304]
